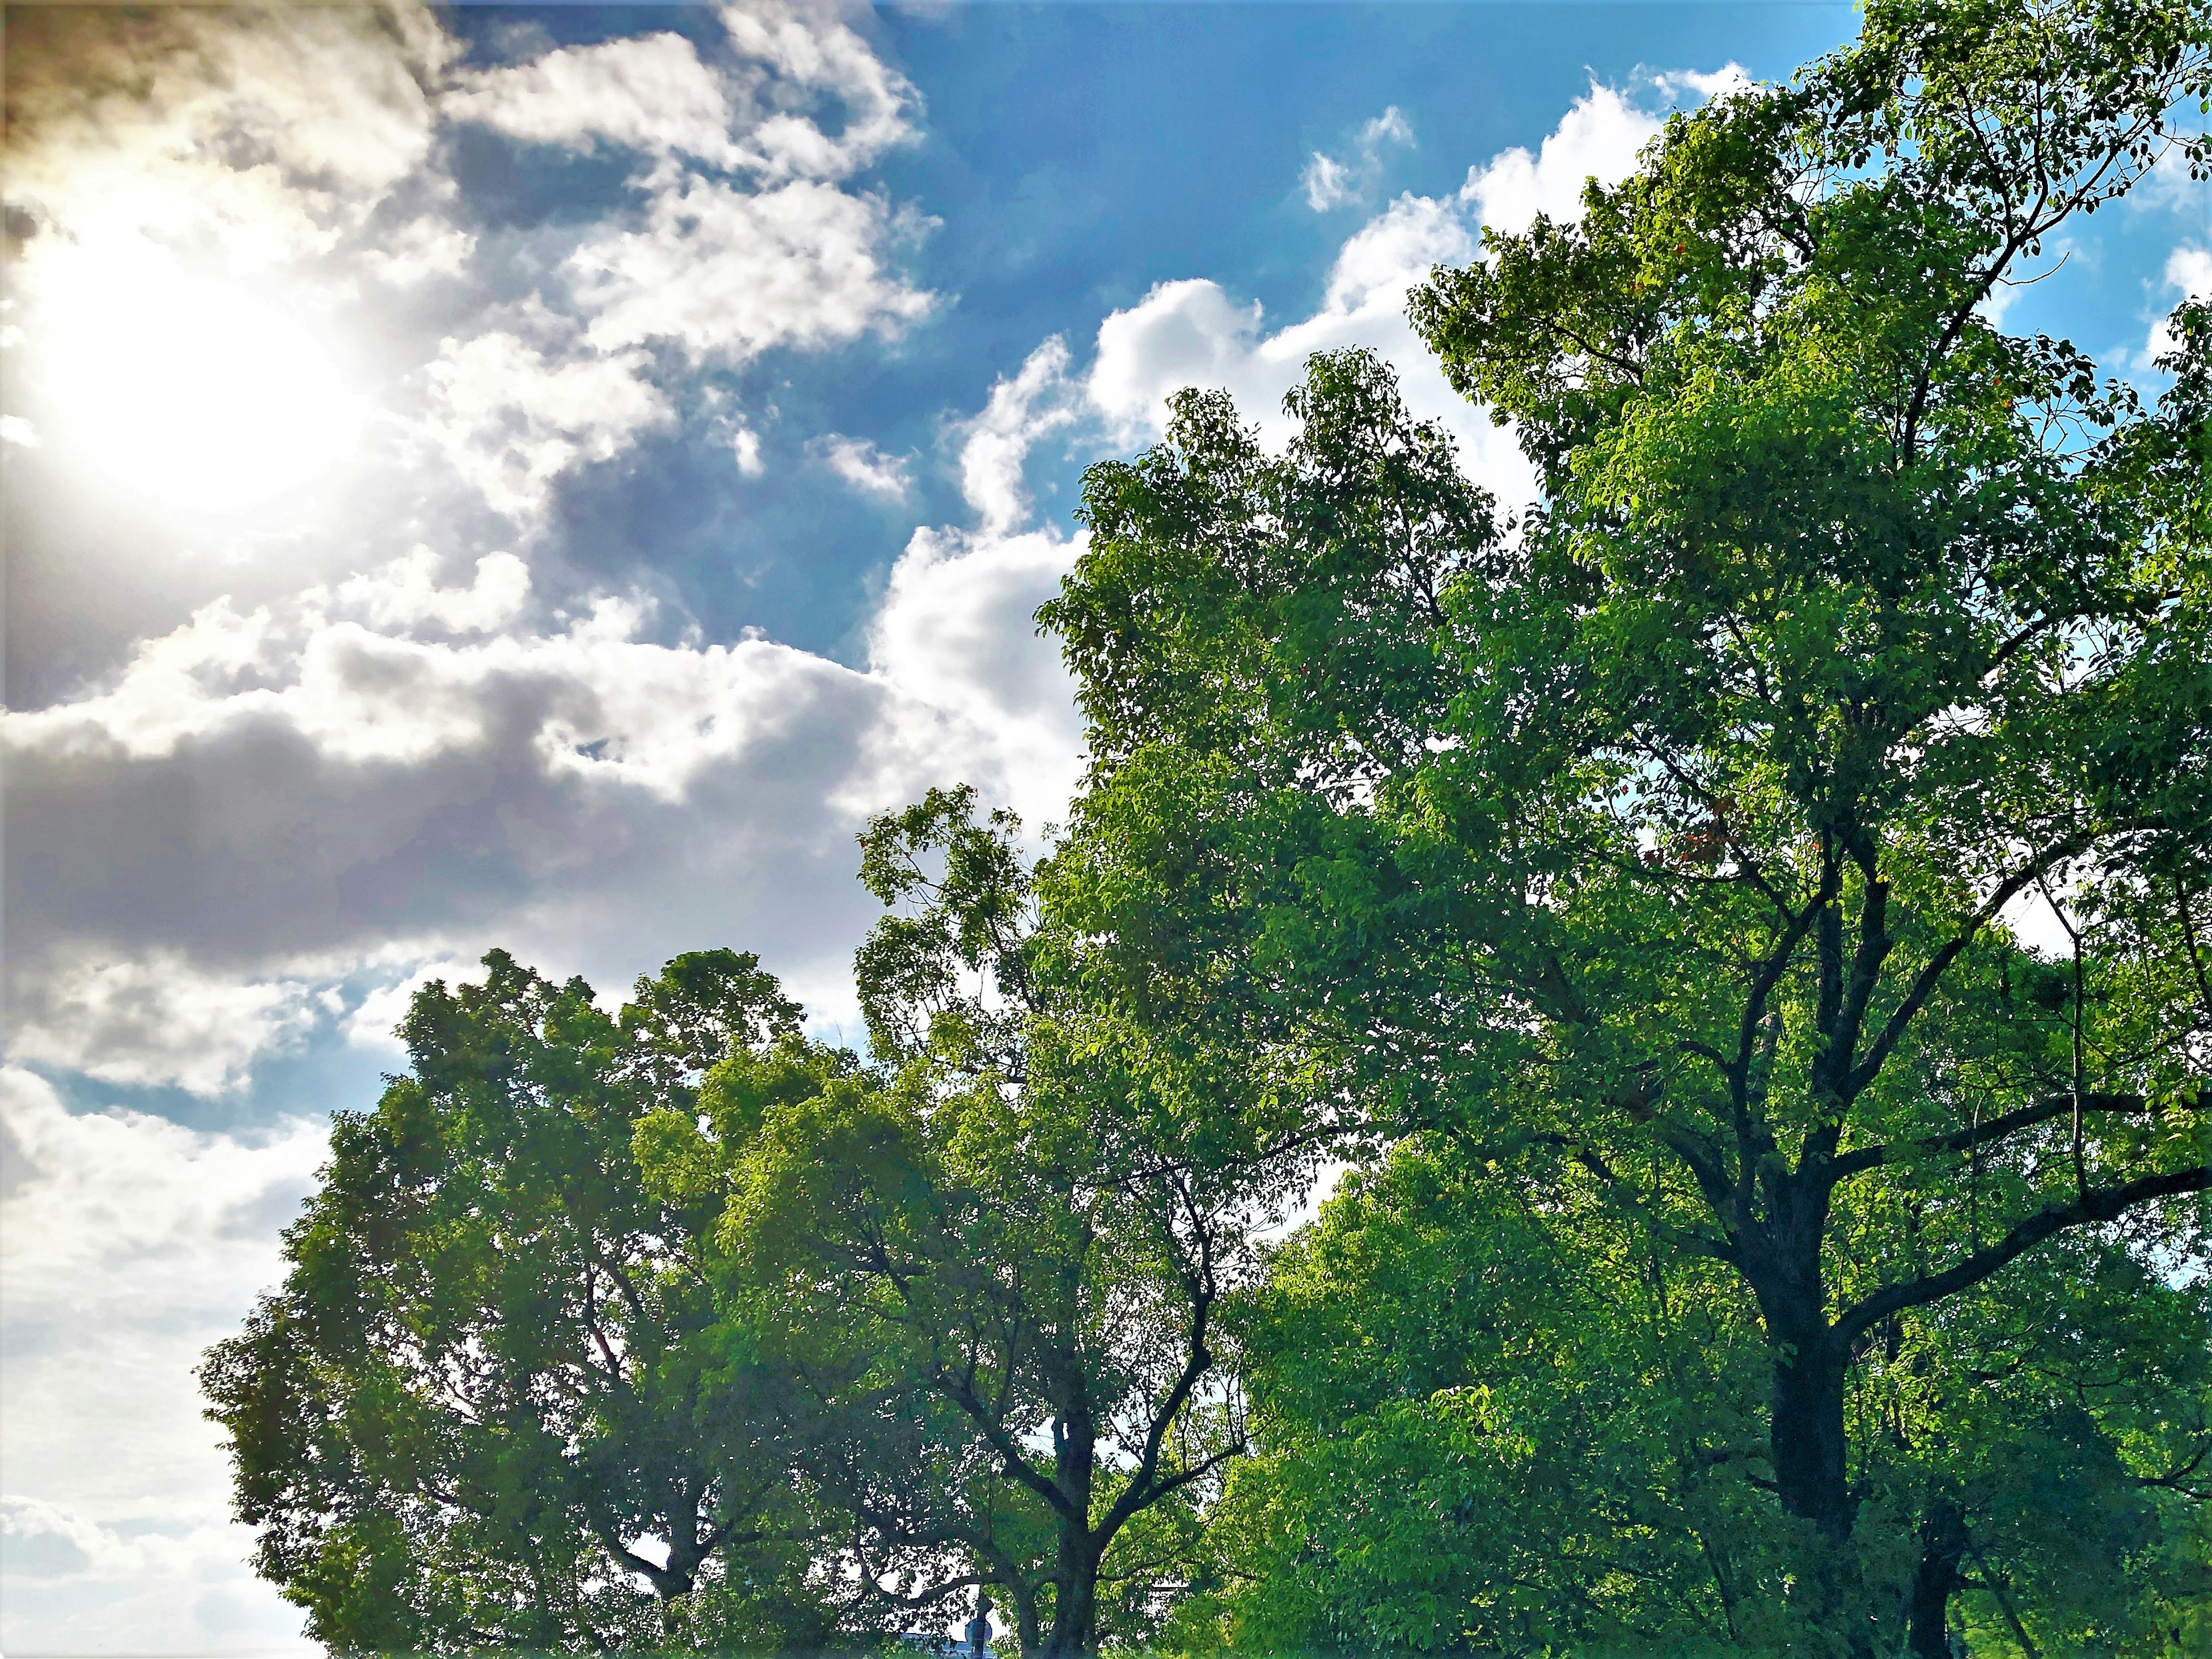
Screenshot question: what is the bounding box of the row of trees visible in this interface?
[207,2,2212,1652]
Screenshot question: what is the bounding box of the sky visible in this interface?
[1,2,2203,1651]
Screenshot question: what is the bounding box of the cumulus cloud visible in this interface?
[4,3,453,276]
[334,548,533,635]
[445,2,920,184]
[1302,105,1415,211]
[444,29,749,168]
[1458,77,1665,238]
[1,545,1079,1092]
[715,0,922,182]
[733,426,767,475]
[2144,244,2212,366]
[424,329,674,521]
[571,175,933,365]
[862,525,1086,827]
[3,0,934,539]
[1080,69,1746,506]
[955,336,1085,537]
[3,955,321,1098]
[809,433,915,500]
[0,1066,327,1651]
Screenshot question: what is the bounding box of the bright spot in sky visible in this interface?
[25,247,358,515]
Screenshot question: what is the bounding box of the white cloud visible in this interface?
[714,0,921,182]
[862,524,1086,830]
[3,955,320,1097]
[956,337,1083,536]
[1081,199,1515,497]
[1303,105,1415,211]
[1651,63,1756,105]
[7,0,934,539]
[5,4,453,279]
[571,174,933,365]
[1458,78,1664,239]
[1,543,1086,1093]
[443,2,921,185]
[1,416,40,448]
[425,329,674,521]
[0,1066,325,1652]
[809,433,914,500]
[335,547,533,635]
[445,29,747,167]
[2145,244,2212,366]
[733,426,766,475]
[1088,279,1271,441]
[1078,71,1738,508]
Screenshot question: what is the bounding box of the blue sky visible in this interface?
[1,3,2202,1650]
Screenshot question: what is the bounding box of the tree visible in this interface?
[200,950,847,1654]
[1194,1132,1783,1654]
[1041,0,2212,1638]
[641,789,1304,1656]
[1166,1134,2210,1657]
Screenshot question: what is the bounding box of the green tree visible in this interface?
[1169,1135,2210,1657]
[200,949,847,1654]
[641,789,1306,1657]
[1042,0,2212,1639]
[1199,1134,1782,1654]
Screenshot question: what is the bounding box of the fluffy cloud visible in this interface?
[3,956,321,1098]
[810,433,916,500]
[955,336,1085,537]
[4,3,453,276]
[1457,77,1663,237]
[1082,71,1747,505]
[444,29,751,168]
[2145,244,2212,366]
[1303,105,1415,211]
[425,331,675,521]
[2,503,1080,1092]
[442,2,921,185]
[0,1066,327,1651]
[570,175,933,365]
[4,0,934,539]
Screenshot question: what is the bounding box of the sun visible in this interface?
[19,242,362,517]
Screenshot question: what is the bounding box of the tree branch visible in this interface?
[1826,1091,2175,1183]
[1833,1164,2212,1347]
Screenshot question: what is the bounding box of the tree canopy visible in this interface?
[641,787,1306,1657]
[208,1,2212,1652]
[1042,0,2212,1646]
[200,950,849,1654]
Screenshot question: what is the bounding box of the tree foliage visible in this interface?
[200,950,847,1654]
[1041,0,2212,1645]
[636,789,1307,1658]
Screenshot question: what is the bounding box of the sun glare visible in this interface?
[28,246,361,516]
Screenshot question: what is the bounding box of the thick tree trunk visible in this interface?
[1042,1399,1099,1658]
[1043,1547,1099,1659]
[1906,1494,1967,1659]
[1769,1331,1854,1542]
[1749,1228,1872,1652]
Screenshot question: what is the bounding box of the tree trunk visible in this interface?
[1751,1236,1872,1652]
[1906,1494,1967,1659]
[1043,1544,1099,1659]
[1768,1329,1854,1541]
[1043,1395,1099,1658]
